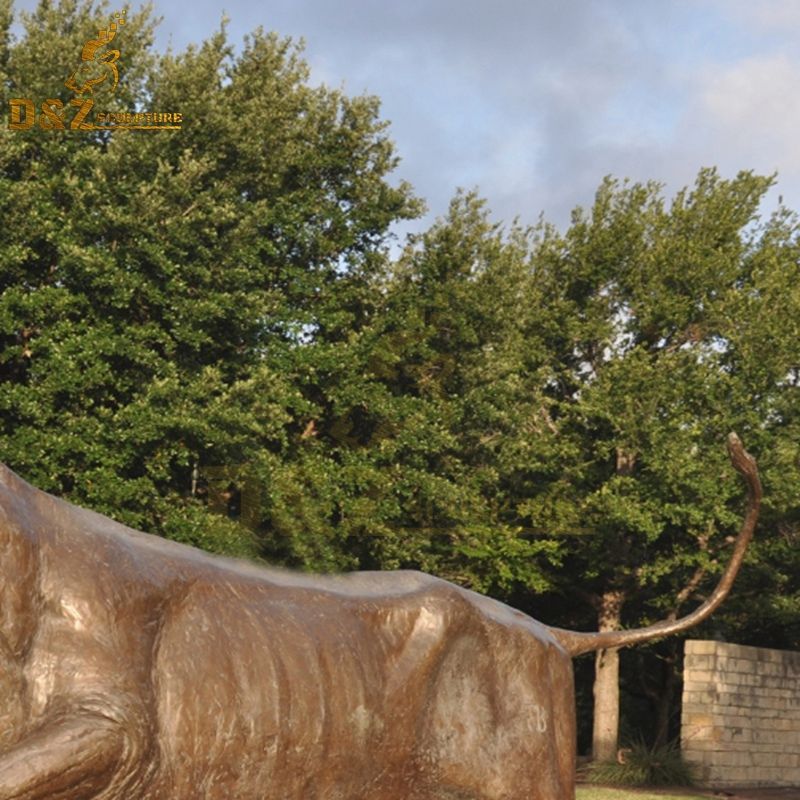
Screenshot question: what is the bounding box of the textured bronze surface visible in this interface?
[0,435,758,799]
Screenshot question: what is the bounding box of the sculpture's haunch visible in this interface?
[0,435,760,800]
[0,464,576,800]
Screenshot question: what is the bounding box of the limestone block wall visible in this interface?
[681,639,800,787]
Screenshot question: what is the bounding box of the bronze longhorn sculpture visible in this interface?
[0,434,759,799]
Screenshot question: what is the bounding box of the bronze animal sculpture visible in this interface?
[0,434,760,799]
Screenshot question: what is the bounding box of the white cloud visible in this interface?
[685,54,800,177]
[712,0,800,32]
[11,0,800,229]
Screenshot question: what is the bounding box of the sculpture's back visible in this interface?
[150,571,576,799]
[0,463,577,800]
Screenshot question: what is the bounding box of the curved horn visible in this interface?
[551,432,761,658]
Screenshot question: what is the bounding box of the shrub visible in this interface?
[587,739,695,787]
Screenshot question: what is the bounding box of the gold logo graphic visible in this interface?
[64,10,125,97]
[8,10,183,131]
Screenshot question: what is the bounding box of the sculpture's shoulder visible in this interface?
[0,463,224,581]
[204,563,443,599]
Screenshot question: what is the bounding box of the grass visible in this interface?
[584,739,696,788]
[577,789,704,800]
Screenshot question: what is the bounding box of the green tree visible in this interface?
[0,0,419,553]
[312,172,800,759]
[264,176,800,769]
[255,192,564,584]
[523,169,800,760]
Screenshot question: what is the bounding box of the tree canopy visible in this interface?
[3,0,800,758]
[0,0,419,555]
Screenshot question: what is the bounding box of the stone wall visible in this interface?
[681,639,800,787]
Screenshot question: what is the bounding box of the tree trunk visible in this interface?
[637,642,679,749]
[591,447,635,763]
[592,589,625,762]
[652,644,678,749]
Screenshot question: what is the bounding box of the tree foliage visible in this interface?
[3,0,800,755]
[0,0,419,555]
[514,170,800,756]
[526,170,800,611]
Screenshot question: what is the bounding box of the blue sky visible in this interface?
[11,0,800,235]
